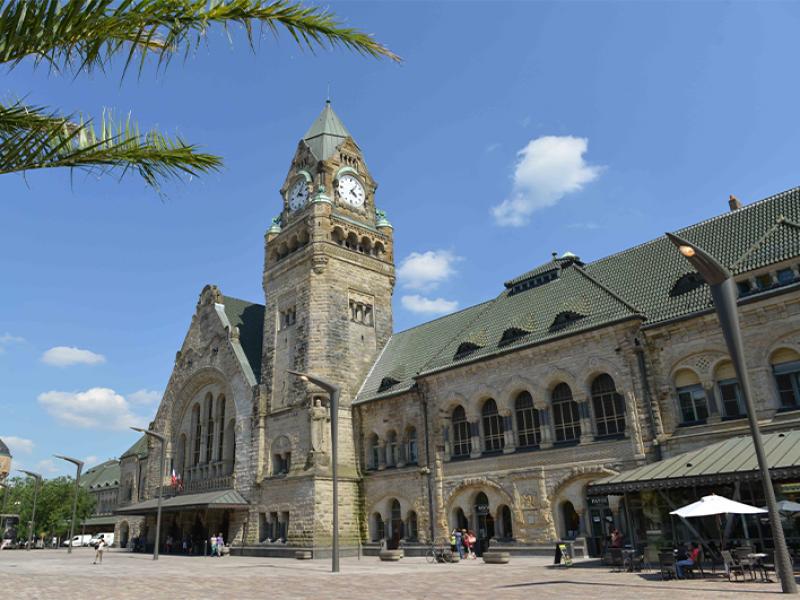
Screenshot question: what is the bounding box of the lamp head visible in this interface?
[286,369,309,382]
[54,454,84,468]
[666,232,731,286]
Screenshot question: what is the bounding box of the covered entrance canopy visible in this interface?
[115,489,248,516]
[588,430,800,496]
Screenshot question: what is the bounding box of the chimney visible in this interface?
[729,195,743,211]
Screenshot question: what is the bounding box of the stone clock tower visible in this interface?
[254,101,395,552]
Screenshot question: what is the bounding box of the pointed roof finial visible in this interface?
[326,81,331,104]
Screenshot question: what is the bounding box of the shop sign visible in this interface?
[476,504,490,516]
[779,483,800,494]
[588,496,609,507]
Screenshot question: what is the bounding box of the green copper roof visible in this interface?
[115,488,248,515]
[303,101,352,161]
[120,435,148,460]
[589,430,800,495]
[359,187,800,403]
[80,460,120,489]
[221,295,265,382]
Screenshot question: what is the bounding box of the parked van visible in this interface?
[62,534,92,547]
[90,532,114,548]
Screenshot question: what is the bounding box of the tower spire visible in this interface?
[303,101,351,161]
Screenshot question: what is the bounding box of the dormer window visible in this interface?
[550,311,585,331]
[498,327,529,347]
[454,342,481,360]
[669,272,705,297]
[378,377,400,393]
[509,270,559,295]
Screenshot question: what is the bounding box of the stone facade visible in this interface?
[124,104,800,556]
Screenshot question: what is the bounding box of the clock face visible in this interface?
[337,174,366,209]
[288,179,309,211]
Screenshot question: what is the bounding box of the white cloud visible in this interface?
[83,455,99,467]
[128,389,162,405]
[397,250,461,291]
[1,436,34,455]
[42,346,106,367]
[36,459,60,474]
[401,294,459,315]
[492,136,604,227]
[37,387,147,430]
[0,333,25,353]
[485,142,501,153]
[567,222,600,230]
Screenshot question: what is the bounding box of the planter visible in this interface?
[295,550,313,560]
[379,549,404,561]
[482,551,510,564]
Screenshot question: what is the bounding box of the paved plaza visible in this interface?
[0,549,790,599]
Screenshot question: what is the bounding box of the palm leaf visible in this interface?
[0,101,221,189]
[0,0,400,76]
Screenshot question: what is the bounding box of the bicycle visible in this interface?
[426,540,454,564]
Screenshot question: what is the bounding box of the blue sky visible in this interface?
[3,0,800,477]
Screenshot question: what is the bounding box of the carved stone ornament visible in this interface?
[312,254,329,275]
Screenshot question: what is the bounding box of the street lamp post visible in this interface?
[54,455,84,554]
[18,470,41,551]
[667,232,798,594]
[130,427,166,561]
[287,370,341,573]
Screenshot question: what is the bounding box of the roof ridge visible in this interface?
[730,220,782,270]
[573,265,644,315]
[222,294,264,308]
[392,299,494,336]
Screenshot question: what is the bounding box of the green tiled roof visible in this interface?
[120,435,148,460]
[80,460,120,489]
[222,295,265,382]
[303,101,352,161]
[589,430,800,495]
[115,489,248,515]
[359,187,800,402]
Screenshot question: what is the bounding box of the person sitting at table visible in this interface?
[676,542,700,579]
[610,528,623,548]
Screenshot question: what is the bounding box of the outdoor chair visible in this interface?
[658,551,676,580]
[722,550,747,582]
[733,547,756,580]
[609,547,625,572]
[682,549,705,579]
[629,544,648,572]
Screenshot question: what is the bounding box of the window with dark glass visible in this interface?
[482,399,505,452]
[756,274,774,290]
[386,431,398,467]
[591,374,626,437]
[217,397,226,460]
[777,268,796,284]
[677,384,709,423]
[367,434,380,470]
[718,378,745,418]
[192,405,201,466]
[552,383,581,443]
[205,397,214,462]
[452,406,472,457]
[406,428,418,465]
[514,391,540,448]
[774,360,800,409]
[407,511,418,541]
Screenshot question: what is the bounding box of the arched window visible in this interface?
[176,433,187,475]
[367,433,380,470]
[454,507,468,530]
[191,404,201,466]
[332,227,345,245]
[771,348,800,409]
[451,405,472,457]
[407,511,418,541]
[205,394,214,463]
[552,383,581,443]
[481,399,504,452]
[373,242,385,258]
[346,232,358,250]
[371,512,384,542]
[499,505,513,540]
[217,395,226,461]
[591,374,626,437]
[406,427,418,465]
[674,369,709,424]
[515,391,540,448]
[715,361,744,419]
[386,431,398,467]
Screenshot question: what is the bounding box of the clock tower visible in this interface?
[254,101,395,551]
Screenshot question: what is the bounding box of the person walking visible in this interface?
[210,534,217,557]
[93,536,107,564]
[454,528,464,559]
[216,533,225,557]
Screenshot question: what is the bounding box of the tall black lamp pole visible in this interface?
[288,370,341,573]
[131,427,166,561]
[667,232,797,594]
[18,470,41,551]
[54,455,84,553]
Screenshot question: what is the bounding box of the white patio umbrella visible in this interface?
[768,500,800,513]
[670,494,767,518]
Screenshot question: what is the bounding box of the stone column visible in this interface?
[502,413,516,454]
[442,423,451,462]
[536,404,554,448]
[578,397,594,444]
[469,421,482,459]
[703,378,721,423]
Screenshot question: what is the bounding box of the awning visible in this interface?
[82,515,119,526]
[115,489,248,515]
[589,430,800,496]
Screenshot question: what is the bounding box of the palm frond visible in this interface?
[0,0,400,76]
[0,101,222,189]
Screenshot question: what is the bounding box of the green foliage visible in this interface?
[0,0,398,191]
[2,475,94,539]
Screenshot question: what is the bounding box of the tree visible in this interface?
[0,0,399,192]
[2,475,94,540]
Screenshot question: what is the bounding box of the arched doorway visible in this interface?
[498,505,513,540]
[388,499,403,549]
[454,507,468,531]
[561,501,580,540]
[119,521,129,548]
[475,492,494,556]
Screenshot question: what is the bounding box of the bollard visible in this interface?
[204,540,208,557]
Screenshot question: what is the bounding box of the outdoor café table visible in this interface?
[747,553,771,583]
